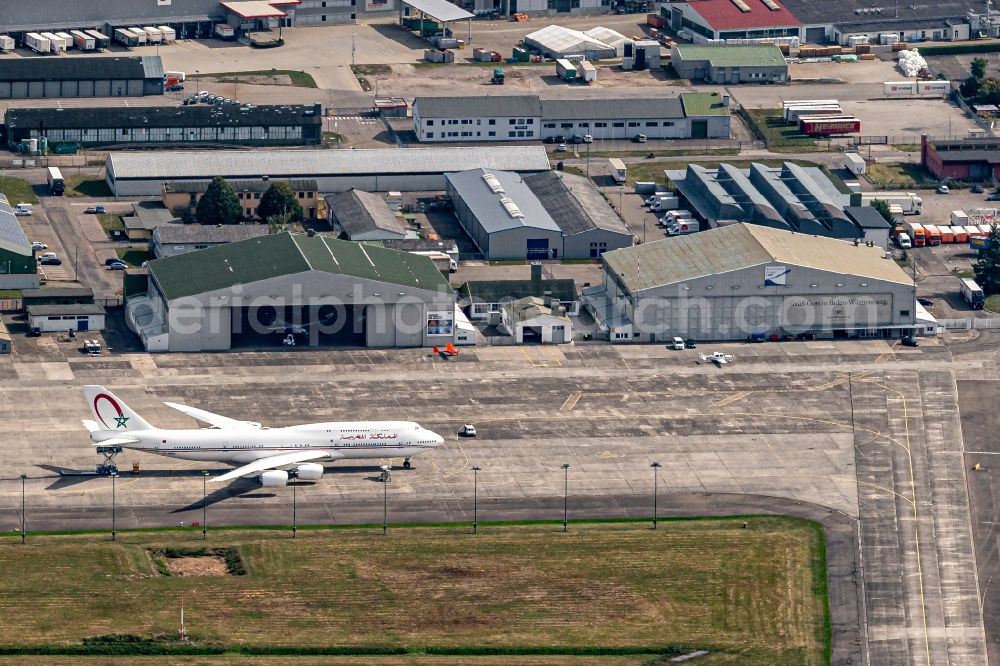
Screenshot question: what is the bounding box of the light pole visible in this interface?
[561,463,570,532]
[111,472,118,541]
[202,471,209,540]
[471,466,481,534]
[650,462,661,529]
[20,474,26,544]
[382,471,388,536]
[292,478,297,539]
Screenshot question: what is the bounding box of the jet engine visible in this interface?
[258,470,289,487]
[294,463,324,481]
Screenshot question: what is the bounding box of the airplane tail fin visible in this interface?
[445,343,459,355]
[82,385,154,431]
[432,346,441,354]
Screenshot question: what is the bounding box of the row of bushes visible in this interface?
[918,42,1000,56]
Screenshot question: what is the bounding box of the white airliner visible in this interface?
[80,385,444,486]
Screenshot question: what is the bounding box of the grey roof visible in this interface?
[154,225,270,244]
[148,231,450,301]
[6,104,322,131]
[782,0,972,26]
[603,223,911,295]
[524,171,631,237]
[400,0,473,22]
[503,296,569,323]
[844,206,891,230]
[415,95,542,118]
[164,179,319,194]
[0,56,162,82]
[0,195,30,255]
[108,146,551,180]
[27,304,106,316]
[378,238,459,254]
[541,97,685,121]
[127,202,180,231]
[461,278,578,304]
[326,190,407,238]
[447,168,560,234]
[21,287,94,300]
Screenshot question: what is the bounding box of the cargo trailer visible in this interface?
[40,32,66,52]
[0,35,13,52]
[844,152,866,175]
[556,59,578,81]
[578,60,597,83]
[798,115,861,135]
[143,27,163,43]
[25,32,51,53]
[158,26,176,43]
[960,277,985,309]
[86,30,110,50]
[114,28,139,47]
[55,32,75,49]
[127,27,148,45]
[69,30,95,50]
[784,104,842,124]
[608,158,627,184]
[214,24,236,40]
[938,225,954,243]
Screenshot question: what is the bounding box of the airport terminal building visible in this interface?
[586,223,917,342]
[127,231,457,352]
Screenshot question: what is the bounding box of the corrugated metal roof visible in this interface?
[154,225,269,244]
[0,56,161,82]
[326,190,407,238]
[0,195,30,256]
[523,170,630,237]
[7,104,322,130]
[447,168,560,234]
[148,231,450,301]
[603,223,910,294]
[400,0,473,21]
[222,1,289,18]
[686,0,800,30]
[414,95,542,118]
[108,146,551,180]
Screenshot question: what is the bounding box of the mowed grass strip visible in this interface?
[0,520,827,663]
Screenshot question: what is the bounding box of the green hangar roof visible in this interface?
[148,232,451,301]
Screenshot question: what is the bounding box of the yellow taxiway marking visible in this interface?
[710,391,752,408]
[560,391,583,412]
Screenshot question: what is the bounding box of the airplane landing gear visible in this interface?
[403,458,412,470]
[95,445,123,476]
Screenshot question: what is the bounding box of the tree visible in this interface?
[196,176,242,225]
[871,199,894,226]
[972,57,989,81]
[257,181,302,224]
[974,224,1000,295]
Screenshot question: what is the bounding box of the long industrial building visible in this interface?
[128,231,457,352]
[412,93,731,142]
[666,161,888,242]
[0,57,164,100]
[0,195,38,290]
[105,146,552,196]
[586,223,916,343]
[5,104,323,149]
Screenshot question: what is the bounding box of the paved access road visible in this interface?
[0,338,994,664]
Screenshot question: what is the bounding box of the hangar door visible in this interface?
[804,27,826,43]
[691,120,708,139]
[526,238,551,260]
[231,304,365,348]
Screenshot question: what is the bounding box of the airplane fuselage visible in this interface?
[93,420,440,465]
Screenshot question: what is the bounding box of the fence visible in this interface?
[935,317,1000,330]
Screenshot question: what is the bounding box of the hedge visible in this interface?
[918,42,1000,56]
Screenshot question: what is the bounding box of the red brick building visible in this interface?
[921,134,1000,181]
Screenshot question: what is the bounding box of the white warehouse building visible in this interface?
[587,223,918,342]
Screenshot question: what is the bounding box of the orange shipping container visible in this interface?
[938,226,954,243]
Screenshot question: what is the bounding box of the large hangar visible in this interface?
[589,223,916,342]
[105,146,552,196]
[128,232,457,352]
[0,57,164,100]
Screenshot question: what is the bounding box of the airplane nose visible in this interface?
[434,432,445,445]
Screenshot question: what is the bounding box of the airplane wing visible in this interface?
[715,357,728,364]
[163,402,262,430]
[209,450,337,483]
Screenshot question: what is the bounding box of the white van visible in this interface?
[671,336,685,350]
[896,232,912,249]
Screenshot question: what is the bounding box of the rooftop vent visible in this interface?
[761,0,781,10]
[730,0,751,12]
[499,197,524,218]
[482,173,505,194]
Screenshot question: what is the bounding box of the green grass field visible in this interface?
[64,175,112,198]
[98,213,125,237]
[115,247,151,267]
[986,294,1000,312]
[743,110,820,150]
[0,519,828,663]
[0,176,39,204]
[865,162,934,188]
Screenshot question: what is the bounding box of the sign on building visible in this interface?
[764,265,790,286]
[781,294,892,328]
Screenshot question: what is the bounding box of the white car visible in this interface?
[31,242,47,251]
[459,424,477,437]
[936,185,950,194]
[671,336,685,350]
[39,252,58,260]
[555,143,568,152]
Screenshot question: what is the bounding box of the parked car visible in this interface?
[555,143,568,152]
[972,185,985,194]
[670,336,685,350]
[14,203,32,216]
[544,136,556,144]
[553,134,566,143]
[633,133,647,143]
[569,134,582,144]
[900,335,919,347]
[917,297,934,307]
[987,192,1000,201]
[39,252,57,260]
[39,257,62,266]
[85,205,106,214]
[107,261,128,271]
[685,339,697,349]
[104,257,122,266]
[582,134,593,143]
[28,327,41,337]
[936,184,950,194]
[458,424,477,437]
[30,241,47,251]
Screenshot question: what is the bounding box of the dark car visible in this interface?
[917,297,934,307]
[972,185,985,194]
[988,193,1000,201]
[85,205,105,214]
[544,136,556,144]
[553,134,566,143]
[569,134,582,144]
[684,339,697,349]
[39,257,62,265]
[900,336,919,347]
[28,327,41,337]
[105,257,122,266]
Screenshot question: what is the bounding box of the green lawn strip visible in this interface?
[0,176,39,204]
[115,247,151,267]
[0,519,827,664]
[64,176,112,198]
[98,213,124,236]
[985,294,1000,312]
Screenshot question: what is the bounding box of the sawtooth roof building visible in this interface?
[0,194,38,290]
[128,231,456,352]
[586,222,918,342]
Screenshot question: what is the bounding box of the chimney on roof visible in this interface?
[531,261,542,288]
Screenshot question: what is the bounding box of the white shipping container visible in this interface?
[916,80,950,96]
[0,35,14,52]
[86,30,110,49]
[40,32,66,53]
[158,26,176,42]
[844,152,866,175]
[55,32,75,49]
[25,32,51,53]
[128,27,147,44]
[884,81,917,96]
[951,210,970,226]
[143,27,163,43]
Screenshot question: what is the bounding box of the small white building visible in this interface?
[500,296,573,344]
[26,303,106,333]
